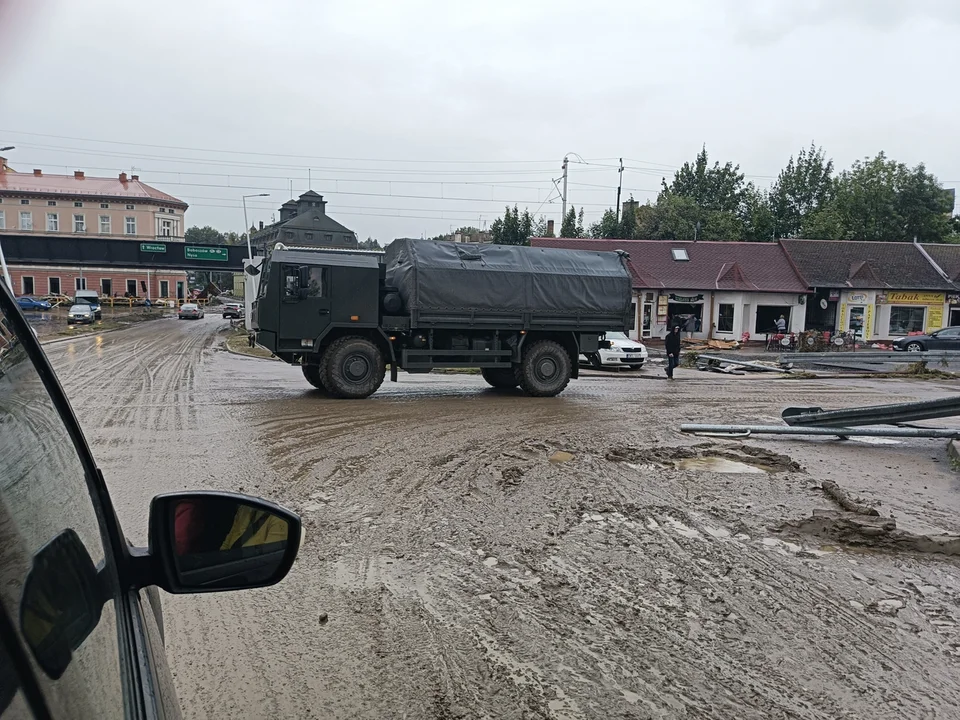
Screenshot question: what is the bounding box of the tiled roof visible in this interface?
[780,239,954,290]
[0,170,187,207]
[530,238,809,293]
[921,244,960,282]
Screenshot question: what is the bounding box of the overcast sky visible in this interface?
[1,0,958,240]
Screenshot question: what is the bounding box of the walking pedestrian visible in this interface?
[665,325,681,380]
[684,314,697,338]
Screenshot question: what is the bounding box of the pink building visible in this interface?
[0,160,190,299]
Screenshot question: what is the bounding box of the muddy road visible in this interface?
[47,318,960,719]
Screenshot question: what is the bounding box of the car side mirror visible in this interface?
[146,492,302,594]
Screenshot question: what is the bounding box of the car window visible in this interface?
[0,296,126,719]
[938,327,960,337]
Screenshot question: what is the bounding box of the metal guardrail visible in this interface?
[680,424,960,439]
[782,395,960,428]
[780,351,960,363]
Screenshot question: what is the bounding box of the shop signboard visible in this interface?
[847,293,869,304]
[877,291,945,305]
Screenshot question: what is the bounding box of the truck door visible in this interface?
[281,263,331,344]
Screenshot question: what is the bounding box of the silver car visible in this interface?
[178,303,204,320]
[67,303,96,324]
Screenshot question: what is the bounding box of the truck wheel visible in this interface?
[481,367,519,389]
[301,363,329,393]
[518,340,572,397]
[323,337,385,399]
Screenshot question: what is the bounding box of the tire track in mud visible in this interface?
[46,330,960,718]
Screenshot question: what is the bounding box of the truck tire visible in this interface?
[517,340,572,397]
[323,336,385,399]
[301,363,329,393]
[481,367,519,389]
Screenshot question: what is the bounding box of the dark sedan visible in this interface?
[893,327,960,352]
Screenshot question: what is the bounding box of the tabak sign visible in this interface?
[876,292,945,306]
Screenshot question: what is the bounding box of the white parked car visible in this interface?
[580,331,648,369]
[67,304,96,324]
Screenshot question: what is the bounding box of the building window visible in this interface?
[889,306,926,335]
[99,215,111,234]
[48,277,61,295]
[717,303,735,333]
[74,214,86,232]
[159,280,169,297]
[671,248,689,261]
[47,200,57,206]
[324,234,333,242]
[0,210,4,229]
[125,217,136,235]
[125,204,135,210]
[75,277,87,291]
[126,279,137,296]
[101,278,112,296]
[160,219,172,237]
[304,233,313,241]
[284,230,294,239]
[20,199,29,205]
[74,201,83,207]
[100,203,109,209]
[22,276,34,295]
[46,213,59,232]
[20,211,32,230]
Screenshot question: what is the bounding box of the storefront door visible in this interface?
[642,302,653,338]
[848,305,866,338]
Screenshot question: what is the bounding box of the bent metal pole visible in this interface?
[679,424,960,439]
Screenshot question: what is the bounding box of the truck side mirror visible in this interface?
[144,492,302,594]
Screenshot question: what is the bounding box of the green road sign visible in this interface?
[184,246,229,262]
[140,243,167,253]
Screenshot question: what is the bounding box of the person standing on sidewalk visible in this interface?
[665,325,682,379]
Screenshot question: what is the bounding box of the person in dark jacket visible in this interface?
[665,325,682,379]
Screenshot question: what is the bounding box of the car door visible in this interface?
[932,327,960,349]
[0,283,177,719]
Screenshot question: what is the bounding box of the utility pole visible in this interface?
[615,158,624,222]
[560,155,569,222]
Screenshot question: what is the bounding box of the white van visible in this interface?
[73,289,102,319]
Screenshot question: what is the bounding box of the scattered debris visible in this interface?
[680,423,960,439]
[820,480,879,517]
[548,450,575,464]
[773,509,960,556]
[606,443,802,474]
[695,354,790,374]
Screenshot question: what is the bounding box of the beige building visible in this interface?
[0,161,187,241]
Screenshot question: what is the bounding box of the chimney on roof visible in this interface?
[119,172,128,182]
[74,170,84,179]
[546,219,555,236]
[32,169,42,176]
[131,174,139,181]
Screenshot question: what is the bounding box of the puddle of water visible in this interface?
[675,457,768,474]
[549,451,575,463]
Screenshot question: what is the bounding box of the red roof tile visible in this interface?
[531,238,809,293]
[0,170,187,207]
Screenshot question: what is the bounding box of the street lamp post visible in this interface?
[0,146,13,288]
[242,193,270,260]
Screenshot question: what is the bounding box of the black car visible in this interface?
[893,326,960,352]
[0,280,302,718]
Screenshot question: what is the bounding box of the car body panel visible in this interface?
[17,296,52,310]
[893,327,960,351]
[68,304,97,324]
[178,304,204,319]
[580,332,648,368]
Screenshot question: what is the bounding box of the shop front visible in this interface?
[875,291,948,338]
[661,292,707,338]
[711,292,806,340]
[948,294,960,328]
[837,291,875,340]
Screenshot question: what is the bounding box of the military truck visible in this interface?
[252,239,633,399]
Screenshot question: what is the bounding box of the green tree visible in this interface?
[770,143,835,238]
[741,187,777,242]
[663,145,746,215]
[490,205,534,246]
[532,215,555,238]
[823,153,953,242]
[185,225,225,244]
[589,209,620,238]
[359,237,383,250]
[560,206,584,237]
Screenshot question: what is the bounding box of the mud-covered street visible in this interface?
[45,317,960,719]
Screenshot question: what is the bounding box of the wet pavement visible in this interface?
[46,317,960,719]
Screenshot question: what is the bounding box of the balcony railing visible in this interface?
[0,228,186,242]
